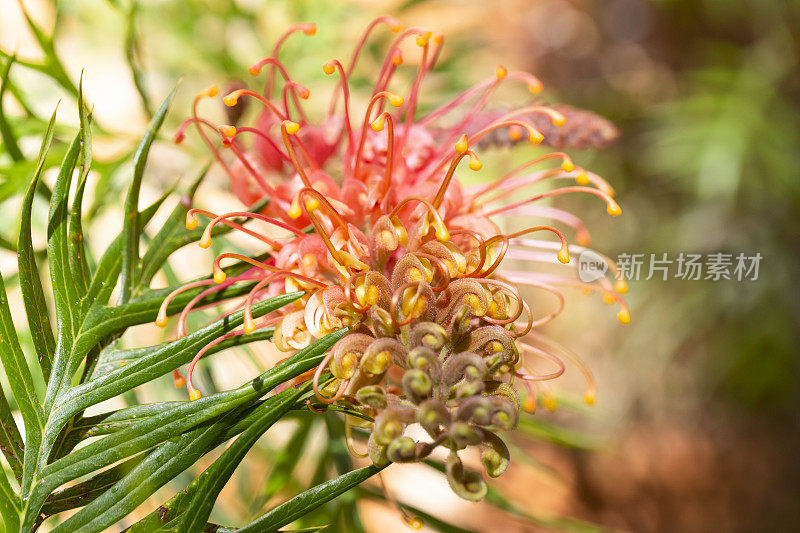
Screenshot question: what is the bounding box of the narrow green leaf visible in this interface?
[0,383,24,482]
[175,387,306,531]
[17,106,58,383]
[0,54,24,162]
[239,465,385,533]
[124,1,152,117]
[44,132,83,403]
[120,87,176,304]
[68,77,94,295]
[24,316,342,529]
[0,467,21,532]
[0,270,45,492]
[255,418,313,507]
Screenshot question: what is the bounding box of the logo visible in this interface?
[578,250,608,282]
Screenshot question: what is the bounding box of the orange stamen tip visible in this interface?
[557,248,570,264]
[617,309,631,324]
[199,85,219,98]
[288,200,303,219]
[530,131,545,144]
[495,65,507,79]
[387,93,404,107]
[370,117,385,132]
[391,23,403,32]
[576,232,592,247]
[323,62,335,75]
[415,35,428,47]
[283,120,300,134]
[219,125,237,138]
[174,132,185,144]
[213,268,227,284]
[433,33,444,44]
[392,50,403,65]
[508,126,523,141]
[243,319,256,334]
[615,279,629,294]
[523,396,536,413]
[454,134,469,153]
[302,23,317,36]
[561,160,575,173]
[607,201,622,216]
[222,95,238,107]
[576,171,590,185]
[584,392,596,406]
[468,152,482,171]
[198,236,212,249]
[602,292,615,305]
[189,389,201,401]
[155,314,168,328]
[173,375,185,388]
[404,516,424,530]
[543,396,557,411]
[248,65,261,76]
[527,81,544,94]
[185,215,198,230]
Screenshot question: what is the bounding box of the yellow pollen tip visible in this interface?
[527,81,543,94]
[213,268,227,284]
[391,23,402,32]
[302,24,317,36]
[557,247,570,264]
[155,314,168,328]
[454,134,468,153]
[200,85,219,98]
[617,309,631,324]
[248,65,261,76]
[607,201,622,216]
[576,231,591,247]
[219,125,237,138]
[370,117,385,132]
[173,375,185,388]
[468,153,482,171]
[283,121,300,135]
[288,202,302,219]
[523,396,536,413]
[615,279,629,294]
[584,391,596,405]
[435,226,450,241]
[198,236,212,249]
[416,35,428,47]
[561,160,575,173]
[576,171,590,185]
[304,197,320,211]
[185,215,198,230]
[243,318,256,334]
[509,126,523,141]
[189,389,201,401]
[530,130,545,144]
[495,65,507,79]
[405,516,424,530]
[392,53,403,66]
[433,34,444,44]
[222,95,238,107]
[323,63,335,75]
[387,94,404,107]
[602,292,615,305]
[543,396,557,411]
[553,112,567,127]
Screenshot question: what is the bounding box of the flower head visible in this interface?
[160,17,628,501]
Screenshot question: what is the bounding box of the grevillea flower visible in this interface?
[157,17,629,502]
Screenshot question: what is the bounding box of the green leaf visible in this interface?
[0,270,45,493]
[0,467,21,532]
[174,386,307,531]
[239,464,385,533]
[67,77,94,295]
[0,54,24,162]
[17,106,58,383]
[255,417,313,507]
[120,87,176,304]
[0,383,24,482]
[24,322,344,530]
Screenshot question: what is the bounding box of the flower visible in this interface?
[158,17,629,501]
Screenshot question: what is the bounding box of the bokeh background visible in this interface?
[1,0,799,531]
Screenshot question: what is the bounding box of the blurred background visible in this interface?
[1,0,799,531]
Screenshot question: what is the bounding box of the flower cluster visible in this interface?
[157,17,629,500]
